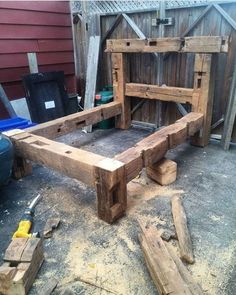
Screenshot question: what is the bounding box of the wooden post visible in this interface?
[12,157,32,180]
[191,53,216,147]
[83,36,101,133]
[94,158,127,223]
[221,60,236,150]
[112,53,131,129]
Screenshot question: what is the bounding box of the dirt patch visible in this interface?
[190,242,236,295]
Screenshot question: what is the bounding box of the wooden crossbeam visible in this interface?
[27,101,122,139]
[125,83,195,104]
[106,36,228,53]
[5,130,106,187]
[116,112,203,182]
[5,129,128,223]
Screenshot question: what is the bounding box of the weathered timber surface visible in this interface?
[112,53,131,129]
[138,223,192,295]
[27,101,122,139]
[125,83,194,104]
[146,158,177,185]
[0,238,44,295]
[166,243,203,295]
[4,130,106,187]
[116,112,203,182]
[94,158,127,223]
[171,195,194,264]
[106,36,228,53]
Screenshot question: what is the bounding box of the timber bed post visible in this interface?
[94,158,127,223]
[112,53,131,129]
[12,157,32,179]
[191,53,216,147]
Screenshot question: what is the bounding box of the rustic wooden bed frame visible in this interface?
[5,36,228,223]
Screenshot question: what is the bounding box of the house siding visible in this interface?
[0,1,76,118]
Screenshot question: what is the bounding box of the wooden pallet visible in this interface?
[4,36,228,224]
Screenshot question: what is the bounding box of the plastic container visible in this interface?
[95,87,114,129]
[0,117,37,132]
[0,134,13,186]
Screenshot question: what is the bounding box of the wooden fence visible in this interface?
[99,2,236,129]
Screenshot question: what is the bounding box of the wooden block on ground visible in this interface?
[4,238,29,263]
[1,238,44,295]
[146,158,177,185]
[0,263,17,295]
[4,238,43,263]
[171,196,194,264]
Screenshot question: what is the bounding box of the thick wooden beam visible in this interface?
[138,224,192,295]
[94,158,127,223]
[125,83,194,104]
[27,101,122,139]
[191,54,216,147]
[83,35,101,133]
[5,129,128,223]
[171,196,194,264]
[5,130,105,187]
[112,53,131,129]
[166,244,204,295]
[116,112,203,182]
[106,36,228,53]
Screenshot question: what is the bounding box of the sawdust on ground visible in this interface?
[59,172,185,295]
[39,172,234,295]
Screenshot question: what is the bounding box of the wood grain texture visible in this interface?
[94,158,127,223]
[191,54,216,146]
[112,53,131,129]
[171,196,194,264]
[166,244,203,295]
[83,36,101,133]
[125,83,194,104]
[139,224,192,295]
[146,158,177,186]
[27,101,122,139]
[6,131,106,187]
[1,238,44,295]
[106,36,228,53]
[101,4,234,127]
[116,112,203,182]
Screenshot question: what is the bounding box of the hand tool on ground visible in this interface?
[13,194,42,238]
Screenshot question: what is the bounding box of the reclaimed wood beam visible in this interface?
[26,101,122,139]
[171,196,194,264]
[125,83,195,104]
[5,130,105,187]
[5,129,128,224]
[116,112,203,182]
[138,224,193,295]
[106,36,228,53]
[191,54,216,147]
[112,53,131,129]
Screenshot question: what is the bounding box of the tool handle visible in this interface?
[13,220,32,238]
